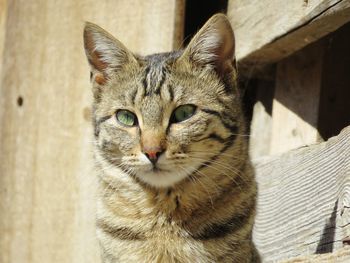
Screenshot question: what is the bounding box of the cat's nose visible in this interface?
[143,147,164,165]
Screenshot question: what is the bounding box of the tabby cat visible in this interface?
[84,14,260,263]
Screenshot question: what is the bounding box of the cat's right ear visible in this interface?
[178,14,236,78]
[83,22,136,85]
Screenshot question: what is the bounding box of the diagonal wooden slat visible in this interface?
[227,0,350,69]
[253,125,350,262]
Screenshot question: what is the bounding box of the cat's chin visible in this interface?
[136,168,190,188]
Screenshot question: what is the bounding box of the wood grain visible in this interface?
[0,1,184,263]
[253,125,350,262]
[269,41,324,155]
[282,247,350,262]
[249,79,275,159]
[0,0,7,79]
[227,0,350,69]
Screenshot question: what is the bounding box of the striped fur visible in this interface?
[84,14,260,262]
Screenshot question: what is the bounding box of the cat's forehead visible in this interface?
[137,58,172,126]
[133,51,183,107]
[130,50,220,111]
[139,51,182,94]
[143,51,182,64]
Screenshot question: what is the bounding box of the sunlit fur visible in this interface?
[84,14,260,263]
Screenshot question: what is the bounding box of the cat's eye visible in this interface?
[116,110,137,126]
[172,104,196,123]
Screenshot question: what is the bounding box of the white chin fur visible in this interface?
[134,154,195,188]
[135,169,190,188]
[96,150,195,188]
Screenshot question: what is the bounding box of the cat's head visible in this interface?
[84,14,243,188]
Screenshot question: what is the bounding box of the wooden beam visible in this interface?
[227,0,350,69]
[253,125,350,262]
[269,40,324,155]
[0,1,184,263]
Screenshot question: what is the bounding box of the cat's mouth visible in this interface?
[150,166,170,173]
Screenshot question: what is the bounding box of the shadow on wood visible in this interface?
[315,199,338,254]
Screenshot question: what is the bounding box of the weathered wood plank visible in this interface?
[0,0,7,78]
[269,40,324,155]
[253,125,350,262]
[282,247,350,262]
[249,79,275,159]
[227,0,350,69]
[0,1,184,263]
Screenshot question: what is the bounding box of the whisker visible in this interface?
[187,155,248,189]
[231,133,251,137]
[188,150,247,160]
[190,157,237,176]
[189,155,243,172]
[178,165,215,207]
[192,160,243,192]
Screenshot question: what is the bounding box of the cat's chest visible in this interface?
[98,211,210,262]
[98,190,193,236]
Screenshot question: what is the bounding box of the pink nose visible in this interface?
[143,147,163,165]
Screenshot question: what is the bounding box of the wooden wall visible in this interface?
[1,0,350,262]
[228,0,350,158]
[227,0,350,261]
[0,1,184,263]
[0,0,7,79]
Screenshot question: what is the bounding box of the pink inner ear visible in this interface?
[90,50,109,72]
[84,31,109,72]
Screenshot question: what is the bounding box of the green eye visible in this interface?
[172,104,196,123]
[116,110,137,126]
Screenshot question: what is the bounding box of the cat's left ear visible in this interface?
[180,14,236,76]
[83,22,136,85]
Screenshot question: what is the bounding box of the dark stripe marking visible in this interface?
[168,84,174,101]
[97,219,145,240]
[193,133,226,143]
[154,67,167,95]
[201,108,238,135]
[131,88,138,105]
[175,195,180,209]
[191,197,255,240]
[222,75,236,95]
[94,115,111,137]
[142,66,151,95]
[196,134,237,172]
[201,108,221,118]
